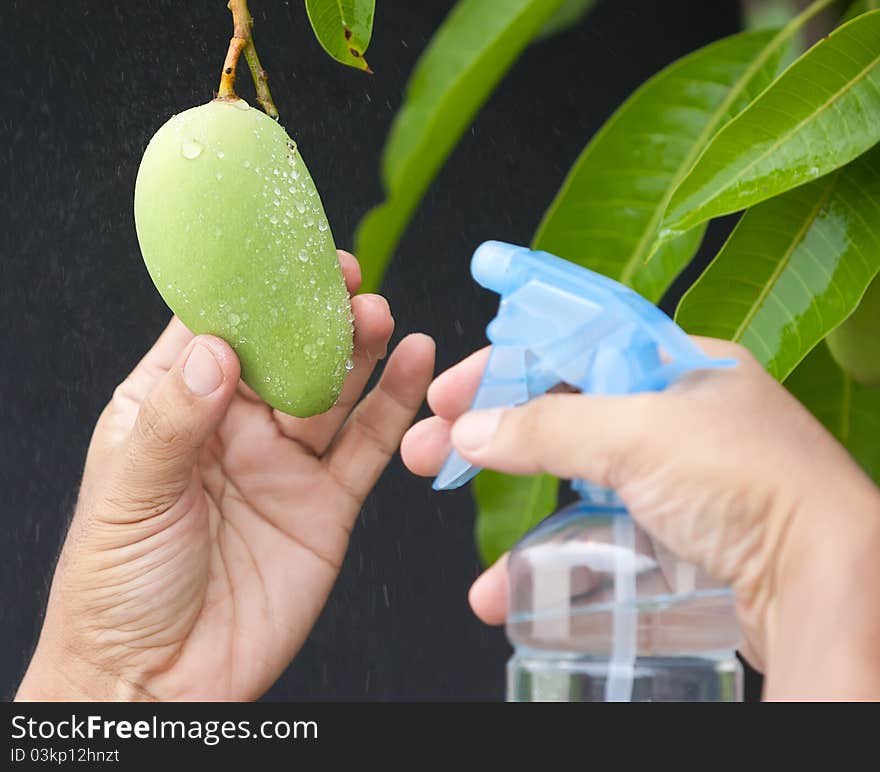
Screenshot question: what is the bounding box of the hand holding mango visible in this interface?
[135,97,353,416]
[17,90,436,701]
[16,255,435,699]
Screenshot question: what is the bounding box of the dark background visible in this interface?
[0,0,754,700]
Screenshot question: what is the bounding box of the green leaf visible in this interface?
[354,0,567,292]
[786,340,880,483]
[675,145,880,381]
[843,0,880,24]
[469,3,832,561]
[535,0,597,41]
[744,0,801,30]
[533,27,790,303]
[304,0,375,72]
[474,471,559,565]
[662,10,880,238]
[743,0,805,70]
[826,273,880,385]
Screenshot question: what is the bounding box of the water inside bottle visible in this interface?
[505,501,743,701]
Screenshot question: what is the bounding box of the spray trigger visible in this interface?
[433,241,735,491]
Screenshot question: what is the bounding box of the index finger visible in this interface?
[126,316,195,392]
[337,249,362,295]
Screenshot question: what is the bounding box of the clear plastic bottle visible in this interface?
[427,240,744,701]
[505,485,743,702]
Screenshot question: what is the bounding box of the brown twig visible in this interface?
[215,0,279,120]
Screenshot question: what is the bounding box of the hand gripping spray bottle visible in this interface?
[434,242,744,702]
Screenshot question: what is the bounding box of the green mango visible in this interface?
[826,274,880,387]
[134,98,353,416]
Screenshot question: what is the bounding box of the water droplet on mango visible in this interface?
[181,139,203,159]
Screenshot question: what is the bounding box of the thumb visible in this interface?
[111,335,240,516]
[450,392,658,487]
[468,553,509,626]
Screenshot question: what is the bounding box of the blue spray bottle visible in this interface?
[434,241,744,702]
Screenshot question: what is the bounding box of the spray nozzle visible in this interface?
[433,241,735,491]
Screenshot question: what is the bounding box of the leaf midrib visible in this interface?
[675,26,880,228]
[619,0,834,283]
[619,54,776,281]
[732,172,840,342]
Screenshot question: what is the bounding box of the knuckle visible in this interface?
[103,481,173,521]
[135,397,186,450]
[602,394,656,485]
[352,408,397,458]
[514,394,580,470]
[110,381,131,407]
[109,377,144,414]
[536,393,581,427]
[514,398,550,440]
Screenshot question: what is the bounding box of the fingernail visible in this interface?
[452,409,503,452]
[182,342,223,396]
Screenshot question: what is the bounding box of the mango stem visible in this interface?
[216,0,279,120]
